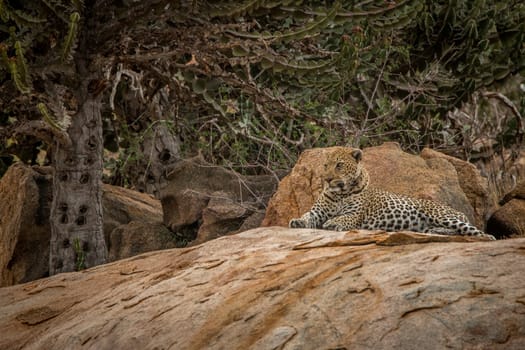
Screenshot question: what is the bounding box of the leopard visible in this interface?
[289,147,496,240]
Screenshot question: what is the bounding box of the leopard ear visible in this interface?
[351,149,362,162]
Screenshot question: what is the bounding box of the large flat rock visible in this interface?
[0,228,524,349]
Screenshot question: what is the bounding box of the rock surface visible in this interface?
[102,184,164,241]
[0,227,522,349]
[107,221,176,262]
[161,156,277,244]
[0,164,52,287]
[263,143,487,228]
[102,184,170,261]
[420,147,493,225]
[486,199,525,238]
[0,164,171,286]
[486,180,525,238]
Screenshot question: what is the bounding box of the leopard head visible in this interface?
[322,147,369,195]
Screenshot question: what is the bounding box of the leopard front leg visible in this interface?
[289,212,312,228]
[289,193,341,229]
[289,210,330,229]
[322,214,361,231]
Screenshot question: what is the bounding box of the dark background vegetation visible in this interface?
[1,0,524,185]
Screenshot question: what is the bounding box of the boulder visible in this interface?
[108,221,177,261]
[486,199,525,238]
[102,184,166,257]
[263,143,484,228]
[0,164,172,286]
[0,227,522,349]
[194,192,253,245]
[420,147,493,226]
[486,180,525,238]
[0,164,52,287]
[160,156,278,244]
[102,184,163,234]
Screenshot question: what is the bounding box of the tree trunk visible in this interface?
[135,122,181,198]
[49,97,107,274]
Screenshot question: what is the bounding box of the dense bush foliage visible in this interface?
[1,0,524,182]
[0,0,83,175]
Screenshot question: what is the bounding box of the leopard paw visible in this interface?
[479,233,496,241]
[289,218,307,228]
[322,220,345,231]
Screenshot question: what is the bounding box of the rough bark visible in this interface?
[134,122,181,198]
[49,98,107,275]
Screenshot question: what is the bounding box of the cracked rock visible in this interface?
[0,228,523,349]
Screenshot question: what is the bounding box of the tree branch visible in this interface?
[15,120,72,148]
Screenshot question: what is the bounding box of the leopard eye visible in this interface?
[335,162,344,171]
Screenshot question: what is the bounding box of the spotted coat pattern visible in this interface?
[289,148,496,240]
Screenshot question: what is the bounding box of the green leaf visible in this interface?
[14,41,30,89]
[260,57,274,69]
[38,103,62,130]
[183,70,195,81]
[205,79,220,91]
[192,78,206,94]
[232,45,250,57]
[8,59,30,94]
[60,12,80,63]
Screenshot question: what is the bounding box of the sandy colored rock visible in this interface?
[0,227,522,349]
[261,148,326,228]
[263,143,478,227]
[363,143,469,208]
[108,221,177,261]
[421,147,493,227]
[193,192,251,245]
[103,184,174,261]
[102,184,164,244]
[0,164,52,287]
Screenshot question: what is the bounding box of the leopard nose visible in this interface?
[327,179,344,188]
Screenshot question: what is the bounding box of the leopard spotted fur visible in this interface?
[289,147,495,240]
